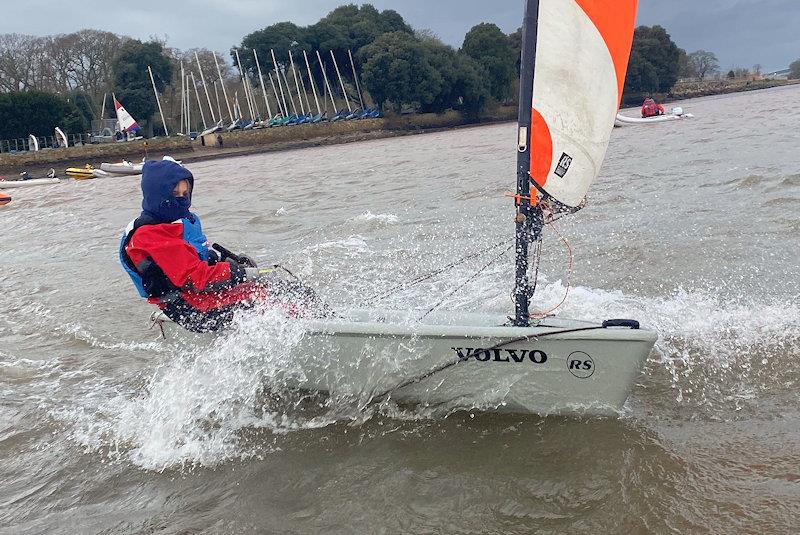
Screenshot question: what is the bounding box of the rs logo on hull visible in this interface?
[568,351,595,379]
[451,348,548,364]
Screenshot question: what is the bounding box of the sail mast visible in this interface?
[316,50,338,112]
[348,49,365,109]
[147,65,169,136]
[303,50,322,115]
[330,50,352,113]
[270,49,290,117]
[268,72,284,116]
[513,0,543,327]
[213,53,235,123]
[195,51,216,123]
[190,71,208,130]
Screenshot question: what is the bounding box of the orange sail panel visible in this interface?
[527,0,638,208]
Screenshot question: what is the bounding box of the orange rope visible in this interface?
[529,201,573,319]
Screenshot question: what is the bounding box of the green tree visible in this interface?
[788,59,800,79]
[359,31,488,116]
[461,23,515,101]
[687,50,720,80]
[111,40,172,134]
[422,42,489,117]
[624,25,682,95]
[507,27,523,75]
[359,32,443,112]
[321,4,412,51]
[0,91,87,140]
[239,22,310,78]
[66,90,96,125]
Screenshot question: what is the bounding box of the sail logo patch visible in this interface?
[452,348,548,364]
[554,153,573,178]
[568,351,595,379]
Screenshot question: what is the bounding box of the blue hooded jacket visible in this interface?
[140,159,195,223]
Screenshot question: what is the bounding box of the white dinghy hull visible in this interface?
[615,112,694,126]
[287,310,657,415]
[100,162,144,175]
[0,178,61,188]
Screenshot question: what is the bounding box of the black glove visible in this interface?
[207,249,223,265]
[237,254,258,268]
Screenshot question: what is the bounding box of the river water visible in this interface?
[1,85,799,534]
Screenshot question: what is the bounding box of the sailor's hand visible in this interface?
[208,249,223,265]
[238,254,258,268]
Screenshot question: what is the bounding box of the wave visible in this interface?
[51,281,800,471]
[349,211,400,225]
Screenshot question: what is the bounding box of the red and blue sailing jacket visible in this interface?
[119,213,269,313]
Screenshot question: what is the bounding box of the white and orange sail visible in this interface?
[113,95,141,133]
[520,0,637,208]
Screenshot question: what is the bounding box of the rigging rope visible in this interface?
[528,202,574,319]
[361,238,512,306]
[419,242,515,321]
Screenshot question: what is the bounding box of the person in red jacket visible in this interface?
[119,159,311,332]
[641,97,666,118]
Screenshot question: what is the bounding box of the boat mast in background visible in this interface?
[267,72,285,117]
[185,75,192,132]
[213,53,235,123]
[513,0,542,327]
[195,51,216,124]
[190,71,208,130]
[303,50,323,116]
[316,51,338,112]
[280,67,299,116]
[330,50,352,113]
[292,51,312,113]
[289,50,311,115]
[270,49,290,117]
[348,49,365,109]
[213,81,223,123]
[253,49,273,119]
[99,92,107,121]
[148,65,169,136]
[288,52,306,115]
[179,63,185,133]
[233,49,254,121]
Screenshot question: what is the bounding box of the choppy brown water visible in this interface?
[1,85,799,534]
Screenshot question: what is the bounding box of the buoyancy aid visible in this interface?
[119,213,209,299]
[642,98,658,118]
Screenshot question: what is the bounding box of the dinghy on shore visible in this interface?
[0,177,61,188]
[100,161,144,175]
[1,169,61,188]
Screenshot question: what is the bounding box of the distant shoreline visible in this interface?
[621,78,799,107]
[3,80,798,177]
[0,109,517,177]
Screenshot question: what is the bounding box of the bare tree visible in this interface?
[0,30,123,102]
[687,50,720,81]
[0,34,41,90]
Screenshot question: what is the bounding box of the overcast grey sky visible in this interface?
[3,0,798,71]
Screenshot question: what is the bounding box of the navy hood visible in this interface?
[140,160,195,223]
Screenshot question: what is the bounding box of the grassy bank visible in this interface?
[0,106,517,176]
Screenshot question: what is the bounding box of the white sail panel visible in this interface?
[114,97,140,133]
[529,0,636,208]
